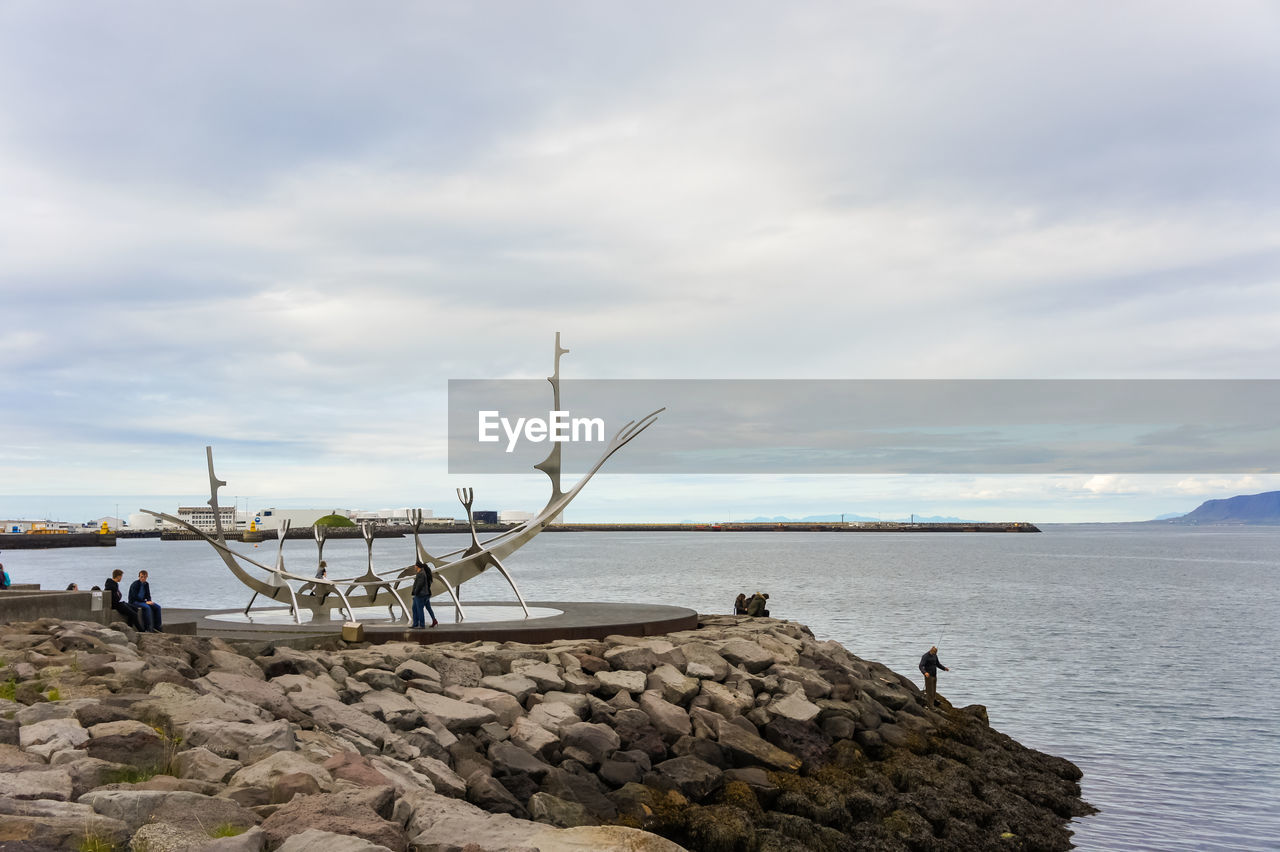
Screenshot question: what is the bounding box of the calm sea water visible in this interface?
[7,525,1279,850]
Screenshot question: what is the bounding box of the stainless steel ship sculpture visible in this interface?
[143,334,662,624]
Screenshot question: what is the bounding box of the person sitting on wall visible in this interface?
[746,592,770,617]
[128,570,163,633]
[104,569,141,630]
[65,583,79,591]
[734,593,749,615]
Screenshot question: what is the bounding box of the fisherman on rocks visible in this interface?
[919,644,949,706]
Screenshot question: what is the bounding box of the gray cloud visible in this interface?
[1,2,1277,519]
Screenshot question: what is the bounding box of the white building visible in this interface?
[177,506,237,532]
[498,510,534,524]
[128,512,169,531]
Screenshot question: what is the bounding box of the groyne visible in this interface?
[0,533,116,549]
[0,615,1090,850]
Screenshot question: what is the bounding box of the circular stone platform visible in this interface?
[192,600,699,645]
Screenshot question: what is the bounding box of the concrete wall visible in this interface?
[0,589,112,625]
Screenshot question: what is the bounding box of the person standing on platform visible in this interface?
[128,570,163,632]
[104,569,141,630]
[1,554,9,589]
[919,646,949,706]
[410,561,438,629]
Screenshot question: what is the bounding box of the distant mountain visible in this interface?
[1165,491,1280,525]
[1151,512,1185,521]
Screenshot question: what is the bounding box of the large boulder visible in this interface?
[227,750,333,792]
[82,719,168,766]
[680,644,731,681]
[638,691,693,741]
[275,828,395,851]
[406,690,497,733]
[173,746,242,784]
[183,719,296,763]
[0,767,73,801]
[197,671,310,724]
[260,786,405,851]
[78,789,259,834]
[19,717,89,760]
[595,670,647,696]
[479,672,538,703]
[445,686,523,726]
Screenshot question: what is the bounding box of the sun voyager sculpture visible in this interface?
[143,334,663,624]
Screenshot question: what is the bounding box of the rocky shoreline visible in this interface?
[0,615,1093,851]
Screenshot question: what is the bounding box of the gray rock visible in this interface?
[195,825,267,851]
[467,768,526,816]
[410,755,468,798]
[715,719,802,771]
[444,686,524,726]
[478,672,539,703]
[768,690,822,723]
[275,828,394,852]
[527,700,584,734]
[510,660,565,692]
[357,690,423,729]
[0,767,73,801]
[209,649,266,681]
[680,643,731,681]
[355,668,407,693]
[650,754,724,801]
[19,716,89,759]
[638,691,692,740]
[260,786,404,851]
[560,670,600,695]
[527,791,599,828]
[647,664,701,706]
[135,682,268,730]
[79,789,259,834]
[603,646,661,673]
[394,659,442,687]
[407,690,498,733]
[174,747,243,784]
[595,670,646,696]
[0,812,130,849]
[509,716,559,759]
[717,637,775,673]
[228,750,332,792]
[198,671,309,724]
[434,656,483,689]
[560,722,621,767]
[698,680,754,718]
[183,718,296,763]
[304,696,394,748]
[489,741,553,781]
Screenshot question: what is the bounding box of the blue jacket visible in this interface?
[127,579,152,606]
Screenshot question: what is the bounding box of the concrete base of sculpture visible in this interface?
[188,600,698,645]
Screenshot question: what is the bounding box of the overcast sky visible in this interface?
[2,2,1278,523]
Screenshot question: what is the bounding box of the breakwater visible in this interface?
[0,532,116,550]
[0,615,1089,850]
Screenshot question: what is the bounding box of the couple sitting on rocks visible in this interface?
[103,569,163,632]
[734,591,770,617]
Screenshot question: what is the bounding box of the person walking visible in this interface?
[410,560,438,629]
[128,570,163,632]
[919,646,949,706]
[104,569,141,630]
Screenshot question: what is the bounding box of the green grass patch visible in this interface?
[209,824,247,838]
[0,677,16,701]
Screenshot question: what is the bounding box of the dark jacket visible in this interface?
[412,567,432,598]
[919,651,945,676]
[127,579,152,606]
[104,578,125,608]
